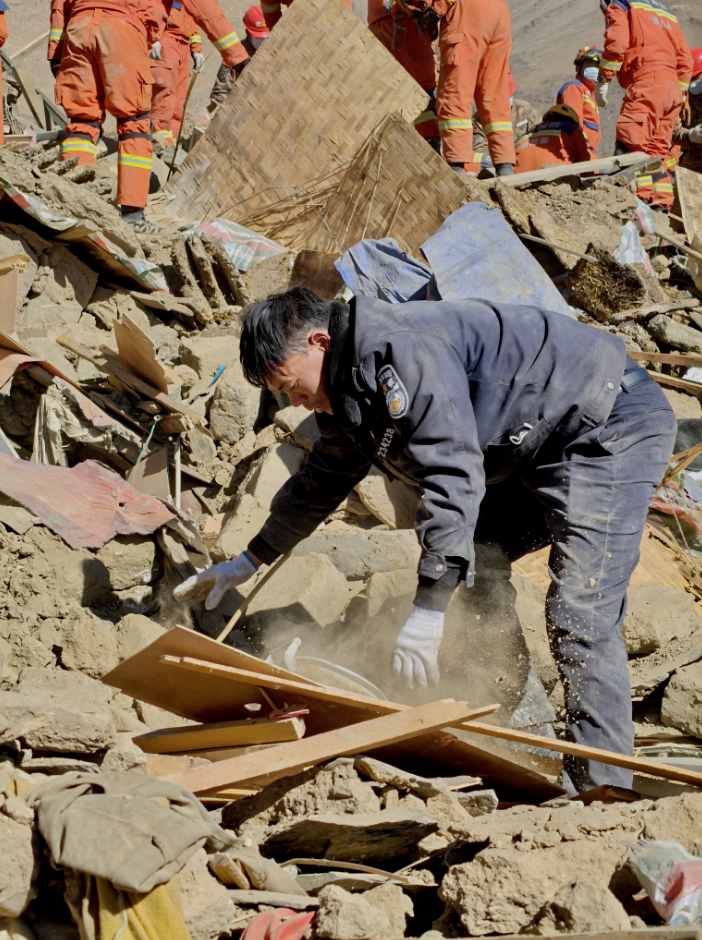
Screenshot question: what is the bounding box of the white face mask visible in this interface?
[583,66,599,83]
[251,36,266,49]
[509,96,513,106]
[691,76,702,95]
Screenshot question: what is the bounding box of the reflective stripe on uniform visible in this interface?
[636,175,653,186]
[483,121,512,135]
[600,58,622,70]
[629,1,678,21]
[118,154,152,170]
[261,3,280,12]
[190,33,202,43]
[438,118,472,130]
[653,179,674,192]
[49,28,64,41]
[61,139,96,155]
[413,110,437,126]
[679,80,690,90]
[213,30,240,50]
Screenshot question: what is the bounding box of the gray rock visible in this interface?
[523,874,629,934]
[99,732,148,773]
[58,609,118,678]
[242,443,305,510]
[273,406,321,452]
[364,882,413,937]
[355,468,420,530]
[292,530,421,580]
[209,381,261,445]
[622,584,701,655]
[114,613,167,663]
[315,884,390,940]
[647,314,702,355]
[354,756,444,797]
[0,814,39,916]
[662,661,702,738]
[96,536,156,591]
[3,797,34,827]
[455,789,499,818]
[261,808,439,862]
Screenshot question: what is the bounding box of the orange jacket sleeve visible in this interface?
[181,0,249,66]
[262,0,282,30]
[48,0,68,59]
[568,126,592,163]
[184,11,202,54]
[0,12,7,46]
[427,0,453,20]
[599,1,629,83]
[559,83,585,128]
[675,25,693,94]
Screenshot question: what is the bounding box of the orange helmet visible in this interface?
[574,45,602,65]
[243,6,269,38]
[543,103,580,124]
[692,48,702,79]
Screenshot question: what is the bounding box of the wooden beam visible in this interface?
[657,231,702,266]
[134,716,305,754]
[8,29,50,61]
[463,722,702,788]
[164,699,497,793]
[609,299,700,324]
[483,929,702,940]
[628,351,702,368]
[501,151,649,188]
[648,372,702,394]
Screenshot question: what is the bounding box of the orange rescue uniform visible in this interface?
[514,119,591,174]
[427,0,514,168]
[0,3,8,147]
[151,2,202,148]
[368,0,437,140]
[557,78,601,155]
[263,0,351,30]
[599,0,693,208]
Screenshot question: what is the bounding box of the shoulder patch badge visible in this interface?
[378,364,408,420]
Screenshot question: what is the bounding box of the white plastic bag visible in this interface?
[630,840,702,925]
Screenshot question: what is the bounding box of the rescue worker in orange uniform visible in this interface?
[150,3,203,154]
[0,2,8,147]
[414,0,514,177]
[48,0,251,233]
[557,46,602,157]
[514,103,591,174]
[596,0,693,210]
[263,0,351,31]
[470,72,540,175]
[368,0,438,147]
[209,7,269,111]
[673,47,702,175]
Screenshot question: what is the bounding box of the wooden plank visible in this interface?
[113,315,169,394]
[101,625,561,799]
[169,744,275,762]
[502,151,649,188]
[648,372,702,395]
[158,0,427,242]
[56,336,206,424]
[134,716,305,754]
[675,166,702,244]
[628,351,702,368]
[488,929,702,940]
[463,722,702,788]
[165,700,495,793]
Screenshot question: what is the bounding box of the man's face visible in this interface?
[267,329,333,414]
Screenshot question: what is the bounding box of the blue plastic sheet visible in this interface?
[334,238,434,302]
[421,202,573,315]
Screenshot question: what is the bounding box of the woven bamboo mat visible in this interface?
[156,0,427,244]
[675,166,702,243]
[302,113,469,258]
[512,522,695,598]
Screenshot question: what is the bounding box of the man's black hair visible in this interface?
[239,287,331,388]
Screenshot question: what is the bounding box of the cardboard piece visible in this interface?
[158,0,427,244]
[114,314,169,394]
[129,446,171,501]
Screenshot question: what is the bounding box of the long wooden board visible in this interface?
[133,716,305,754]
[491,929,702,940]
[165,699,494,793]
[648,372,702,394]
[628,351,702,368]
[503,152,649,188]
[102,626,560,799]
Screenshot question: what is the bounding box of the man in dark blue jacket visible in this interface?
[175,289,676,794]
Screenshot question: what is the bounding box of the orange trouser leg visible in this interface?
[151,31,183,148]
[436,46,479,162]
[635,168,674,210]
[172,38,192,136]
[616,69,682,161]
[54,13,104,165]
[473,15,514,166]
[370,16,438,139]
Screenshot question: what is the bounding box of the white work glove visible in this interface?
[192,51,205,72]
[594,81,609,108]
[173,552,257,609]
[391,605,445,690]
[689,124,702,145]
[149,40,162,60]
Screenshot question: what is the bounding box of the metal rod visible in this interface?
[656,230,702,266]
[9,29,50,61]
[517,232,598,262]
[174,435,182,510]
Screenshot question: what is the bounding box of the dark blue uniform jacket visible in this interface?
[248,296,627,603]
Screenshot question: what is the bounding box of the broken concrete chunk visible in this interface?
[114,613,167,663]
[209,381,261,445]
[661,661,702,738]
[179,334,241,382]
[96,536,157,591]
[3,797,34,827]
[315,884,391,940]
[354,756,444,797]
[0,814,38,916]
[425,791,471,831]
[629,632,702,697]
[364,882,413,937]
[242,443,305,510]
[642,791,702,855]
[355,468,420,530]
[99,732,148,773]
[647,314,702,355]
[179,848,235,940]
[523,873,629,934]
[211,494,269,563]
[246,553,349,631]
[455,789,498,818]
[273,406,321,452]
[622,584,701,655]
[292,530,421,580]
[240,251,296,302]
[20,245,98,331]
[58,609,118,678]
[261,807,439,862]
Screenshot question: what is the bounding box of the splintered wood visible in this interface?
[302,113,469,259]
[158,0,427,245]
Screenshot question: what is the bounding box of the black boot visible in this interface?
[495,163,515,177]
[120,206,163,235]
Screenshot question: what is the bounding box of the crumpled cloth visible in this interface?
[334,237,434,302]
[63,870,192,940]
[240,909,315,940]
[27,771,234,893]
